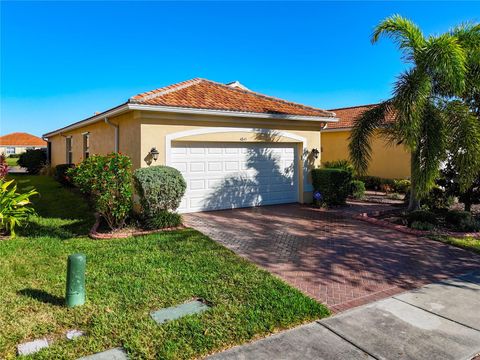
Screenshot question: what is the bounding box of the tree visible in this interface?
[349,15,480,211]
[439,23,480,211]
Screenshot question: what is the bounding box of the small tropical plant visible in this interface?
[0,180,37,237]
[68,153,132,230]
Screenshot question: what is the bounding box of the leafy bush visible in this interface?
[350,180,365,199]
[445,210,480,232]
[312,168,352,206]
[0,155,8,180]
[410,221,435,231]
[393,179,411,194]
[144,211,182,230]
[0,180,37,237]
[406,210,438,226]
[8,154,21,158]
[17,149,47,174]
[356,175,383,191]
[133,165,187,216]
[55,164,75,186]
[422,186,453,210]
[68,153,132,230]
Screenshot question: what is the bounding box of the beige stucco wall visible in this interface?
[321,129,410,179]
[48,112,141,168]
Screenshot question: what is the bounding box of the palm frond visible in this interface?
[372,14,426,62]
[421,34,466,96]
[348,101,393,175]
[392,68,432,149]
[411,102,447,198]
[444,101,480,191]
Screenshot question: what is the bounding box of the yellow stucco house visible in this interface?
[322,104,411,179]
[44,78,338,213]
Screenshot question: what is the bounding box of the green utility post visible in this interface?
[65,253,86,308]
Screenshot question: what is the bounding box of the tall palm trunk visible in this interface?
[408,152,420,211]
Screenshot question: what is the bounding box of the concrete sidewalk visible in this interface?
[207,271,480,360]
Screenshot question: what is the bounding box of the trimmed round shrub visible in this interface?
[55,164,75,186]
[350,180,365,199]
[406,210,438,226]
[144,211,182,230]
[17,149,47,174]
[133,165,187,216]
[312,167,352,206]
[445,210,480,232]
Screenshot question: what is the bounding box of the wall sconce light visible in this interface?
[149,147,159,161]
[311,148,320,159]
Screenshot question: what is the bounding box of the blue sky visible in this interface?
[1,1,479,137]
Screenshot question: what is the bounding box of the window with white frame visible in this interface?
[6,147,15,155]
[83,133,90,159]
[66,137,73,164]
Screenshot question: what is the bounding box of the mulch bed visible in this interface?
[89,214,185,239]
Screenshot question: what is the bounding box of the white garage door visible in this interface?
[170,142,299,213]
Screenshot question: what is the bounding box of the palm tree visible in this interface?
[349,15,480,211]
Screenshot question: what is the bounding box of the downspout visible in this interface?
[104,117,119,152]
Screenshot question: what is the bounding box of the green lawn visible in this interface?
[0,175,328,359]
[6,157,18,166]
[429,234,480,254]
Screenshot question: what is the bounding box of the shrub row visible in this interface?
[407,209,479,232]
[61,156,186,231]
[356,175,410,194]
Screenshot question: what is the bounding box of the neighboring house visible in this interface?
[44,78,338,213]
[0,132,47,156]
[321,104,410,179]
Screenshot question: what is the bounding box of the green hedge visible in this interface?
[312,168,352,206]
[17,149,47,174]
[133,165,186,216]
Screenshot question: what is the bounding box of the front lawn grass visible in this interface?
[5,157,18,166]
[0,175,328,359]
[429,234,480,255]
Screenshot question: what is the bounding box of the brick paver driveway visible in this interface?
[184,204,480,312]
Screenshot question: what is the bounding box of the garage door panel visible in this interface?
[171,142,298,213]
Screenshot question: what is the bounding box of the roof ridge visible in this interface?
[328,103,380,111]
[201,78,334,116]
[129,78,203,103]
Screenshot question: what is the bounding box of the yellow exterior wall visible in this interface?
[321,130,410,179]
[48,112,141,168]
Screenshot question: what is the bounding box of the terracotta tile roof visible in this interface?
[327,104,395,130]
[0,132,47,146]
[130,78,335,118]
